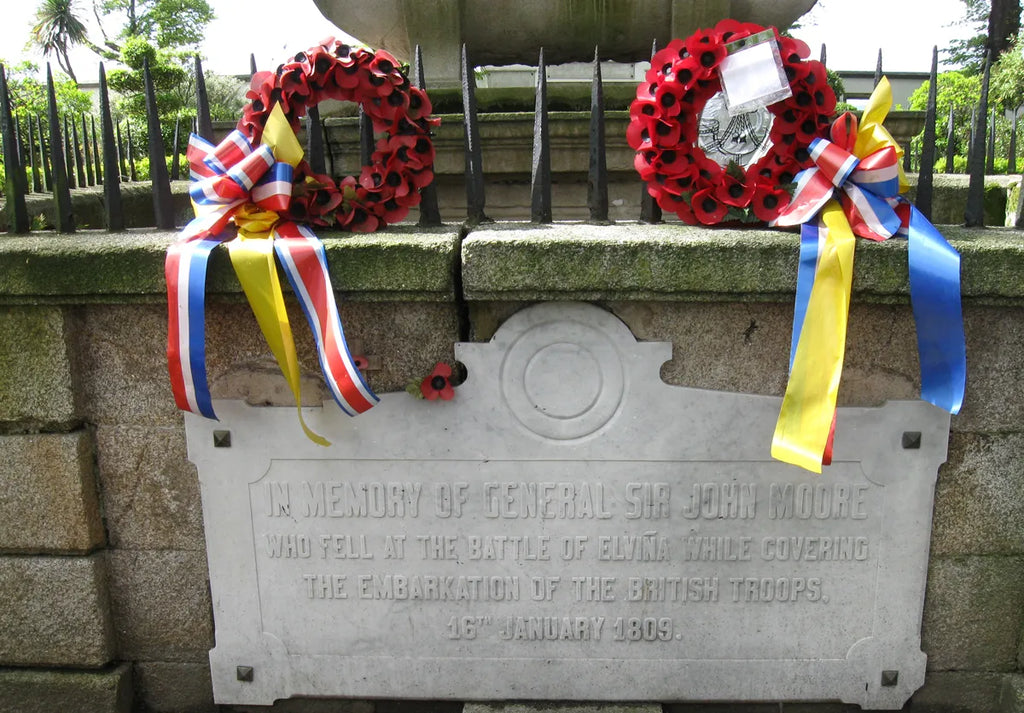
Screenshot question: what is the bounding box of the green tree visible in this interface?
[991,40,1024,109]
[907,71,981,161]
[91,0,214,52]
[2,60,92,120]
[0,59,93,193]
[908,50,1024,172]
[106,36,188,118]
[946,0,1022,72]
[29,0,91,82]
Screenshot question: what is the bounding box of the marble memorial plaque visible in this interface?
[187,302,949,708]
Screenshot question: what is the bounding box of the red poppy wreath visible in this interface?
[628,20,837,225]
[238,39,439,232]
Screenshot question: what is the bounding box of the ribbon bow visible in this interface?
[768,78,965,473]
[165,104,378,445]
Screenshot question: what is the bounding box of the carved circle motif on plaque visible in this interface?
[500,320,624,440]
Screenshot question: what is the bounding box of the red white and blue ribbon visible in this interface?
[165,105,378,434]
[273,222,379,416]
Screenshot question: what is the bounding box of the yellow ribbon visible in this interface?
[226,104,330,446]
[854,78,909,193]
[771,78,905,473]
[771,203,855,472]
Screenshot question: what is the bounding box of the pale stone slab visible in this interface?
[187,302,949,709]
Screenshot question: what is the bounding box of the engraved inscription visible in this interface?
[247,462,882,662]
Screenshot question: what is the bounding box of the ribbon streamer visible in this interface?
[772,203,854,472]
[165,104,377,443]
[770,78,965,472]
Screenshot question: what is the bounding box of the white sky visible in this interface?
[0,0,977,81]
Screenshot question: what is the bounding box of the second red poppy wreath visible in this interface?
[238,39,439,233]
[628,20,837,225]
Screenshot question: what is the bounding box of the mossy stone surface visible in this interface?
[462,223,1024,303]
[0,664,131,713]
[0,306,77,428]
[2,223,1023,304]
[0,227,459,302]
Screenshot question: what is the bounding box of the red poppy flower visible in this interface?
[406,87,433,121]
[655,148,697,178]
[379,134,434,171]
[661,172,698,197]
[685,31,726,78]
[374,197,411,224]
[337,202,381,233]
[692,187,728,224]
[626,117,657,151]
[782,57,812,86]
[287,172,343,226]
[405,167,434,190]
[751,183,791,223]
[713,19,754,44]
[279,62,313,107]
[793,110,826,144]
[668,55,701,91]
[376,161,412,199]
[322,49,363,96]
[695,155,723,185]
[803,66,837,116]
[352,354,368,370]
[778,35,811,64]
[653,80,688,119]
[420,362,454,401]
[649,118,683,148]
[752,154,799,187]
[662,191,698,225]
[330,41,359,66]
[715,174,755,208]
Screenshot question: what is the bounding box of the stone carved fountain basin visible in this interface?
[311,0,818,86]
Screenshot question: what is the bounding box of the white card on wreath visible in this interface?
[719,32,792,115]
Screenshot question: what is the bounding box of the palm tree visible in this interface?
[30,0,90,83]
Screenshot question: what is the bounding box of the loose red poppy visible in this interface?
[239,38,439,234]
[420,363,455,401]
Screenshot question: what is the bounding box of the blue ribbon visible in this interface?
[787,202,965,416]
[790,221,823,370]
[907,204,966,414]
[184,237,222,420]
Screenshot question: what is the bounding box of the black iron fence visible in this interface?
[1,43,1021,234]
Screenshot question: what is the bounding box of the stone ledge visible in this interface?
[0,664,132,713]
[2,223,1023,305]
[462,223,1024,303]
[0,227,460,303]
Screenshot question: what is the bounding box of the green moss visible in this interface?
[0,227,459,303]
[462,223,1024,303]
[2,223,1023,306]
